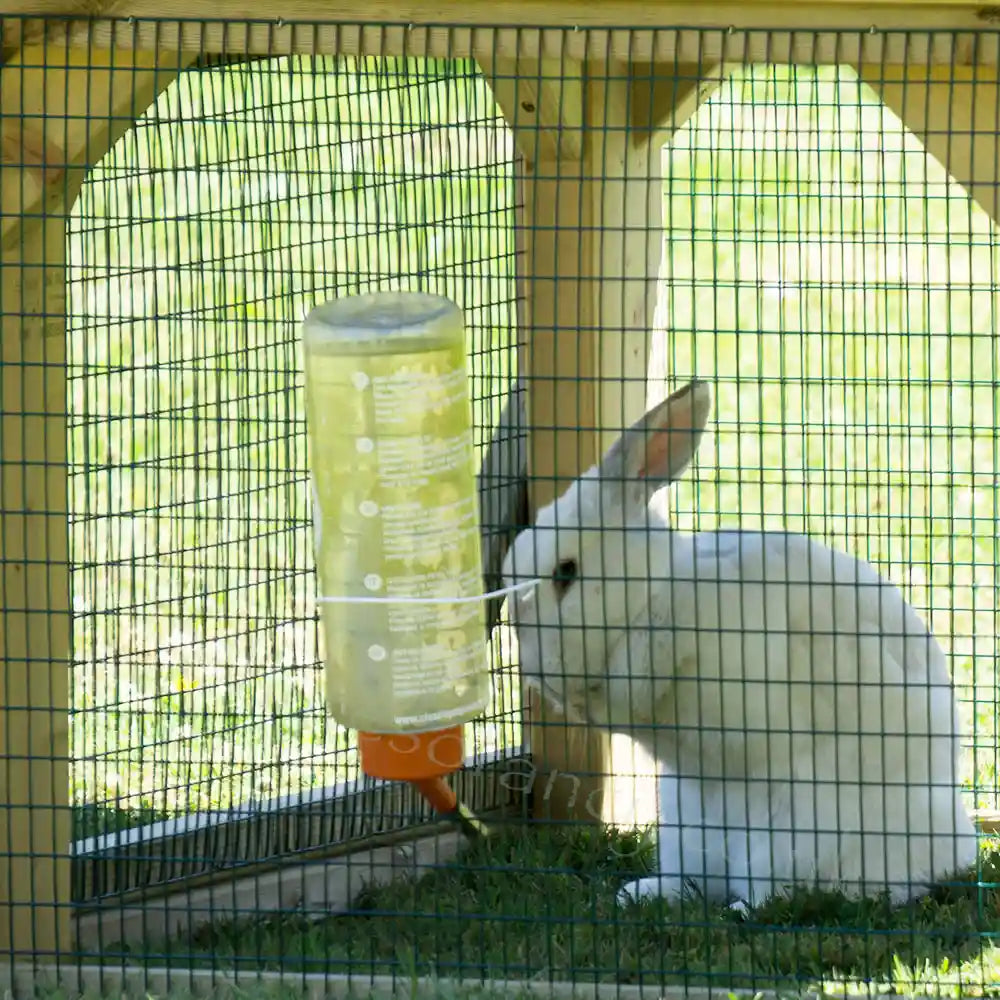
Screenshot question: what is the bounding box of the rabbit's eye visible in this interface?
[552,558,578,598]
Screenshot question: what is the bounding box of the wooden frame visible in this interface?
[2,19,1000,63]
[2,1,999,967]
[71,750,524,909]
[4,1,1000,38]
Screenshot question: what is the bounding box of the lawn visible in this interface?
[114,824,1000,996]
[64,52,999,991]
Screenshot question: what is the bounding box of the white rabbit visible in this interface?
[501,378,979,910]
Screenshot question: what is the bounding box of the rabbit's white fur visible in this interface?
[501,378,978,909]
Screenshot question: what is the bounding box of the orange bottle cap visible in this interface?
[358,725,464,781]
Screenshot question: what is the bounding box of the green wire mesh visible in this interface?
[0,16,997,995]
[65,53,524,897]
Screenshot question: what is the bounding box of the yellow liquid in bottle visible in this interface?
[301,293,490,733]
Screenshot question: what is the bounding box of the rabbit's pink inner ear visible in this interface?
[636,427,679,480]
[636,424,703,481]
[633,379,710,482]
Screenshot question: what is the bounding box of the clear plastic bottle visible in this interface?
[301,291,491,734]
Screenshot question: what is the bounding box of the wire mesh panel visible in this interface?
[0,15,998,996]
[663,62,999,819]
[64,51,523,898]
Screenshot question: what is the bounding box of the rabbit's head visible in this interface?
[501,378,712,727]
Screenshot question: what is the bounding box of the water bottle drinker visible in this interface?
[300,291,500,842]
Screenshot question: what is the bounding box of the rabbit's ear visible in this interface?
[597,379,712,508]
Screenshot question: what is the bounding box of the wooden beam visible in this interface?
[485,53,592,509]
[0,37,185,247]
[75,827,471,951]
[0,189,75,966]
[489,55,603,826]
[72,750,525,902]
[480,54,720,826]
[859,62,1000,227]
[2,18,999,67]
[0,33,189,958]
[3,1,1000,34]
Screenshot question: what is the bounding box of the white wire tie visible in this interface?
[316,578,541,606]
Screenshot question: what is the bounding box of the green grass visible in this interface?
[100,824,997,996]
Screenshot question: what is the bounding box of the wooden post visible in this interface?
[481,53,720,823]
[858,63,1000,226]
[0,28,188,957]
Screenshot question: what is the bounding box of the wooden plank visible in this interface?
[0,35,188,958]
[859,62,1000,226]
[478,52,720,826]
[482,54,604,826]
[74,827,471,951]
[491,57,585,165]
[3,0,1000,34]
[0,212,73,960]
[0,35,185,247]
[3,18,1000,66]
[483,52,592,508]
[71,751,527,904]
